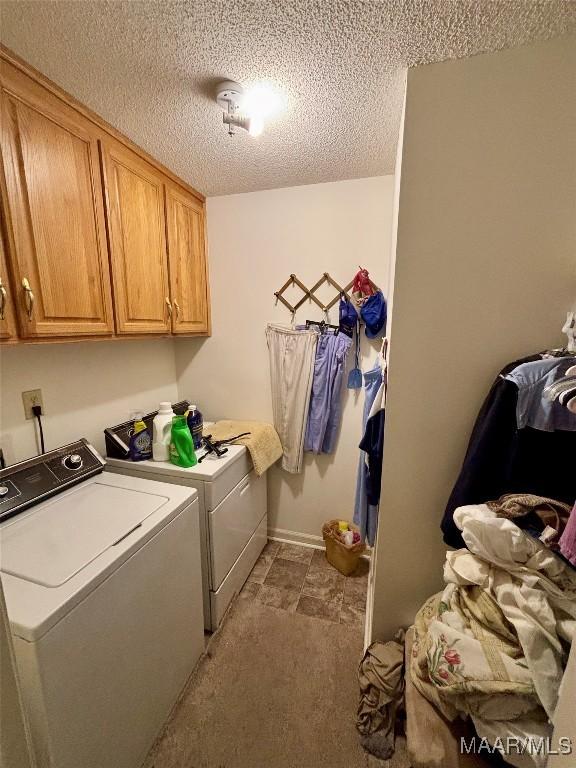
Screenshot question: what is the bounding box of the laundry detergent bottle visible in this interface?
[129,411,152,461]
[169,415,197,468]
[152,401,175,461]
[186,405,204,450]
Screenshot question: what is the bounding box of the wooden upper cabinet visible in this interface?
[0,47,209,343]
[0,60,114,337]
[165,184,210,335]
[101,139,171,334]
[0,229,17,341]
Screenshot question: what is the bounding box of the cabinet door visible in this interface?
[165,184,210,335]
[0,228,18,341]
[0,62,114,337]
[101,140,171,334]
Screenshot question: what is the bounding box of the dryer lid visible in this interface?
[0,481,169,587]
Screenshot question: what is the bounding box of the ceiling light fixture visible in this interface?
[215,80,282,138]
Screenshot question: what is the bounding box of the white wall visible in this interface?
[0,340,178,464]
[176,176,394,542]
[372,35,576,640]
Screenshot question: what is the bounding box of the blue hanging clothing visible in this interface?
[504,357,576,432]
[353,359,383,545]
[359,401,385,506]
[360,290,387,339]
[339,294,358,334]
[303,330,352,454]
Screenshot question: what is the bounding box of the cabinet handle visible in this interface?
[22,278,34,320]
[174,300,180,319]
[165,297,173,317]
[0,277,6,321]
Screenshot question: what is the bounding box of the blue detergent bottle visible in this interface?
[129,411,152,461]
[187,405,204,450]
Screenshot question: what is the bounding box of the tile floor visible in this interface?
[242,540,369,627]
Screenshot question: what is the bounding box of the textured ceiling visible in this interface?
[1,1,575,196]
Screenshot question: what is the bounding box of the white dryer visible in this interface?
[0,439,204,768]
[106,443,267,631]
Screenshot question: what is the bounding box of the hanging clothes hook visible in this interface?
[380,336,388,359]
[562,311,576,353]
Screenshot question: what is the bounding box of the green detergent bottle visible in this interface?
[169,415,197,468]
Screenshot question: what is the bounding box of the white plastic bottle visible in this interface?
[152,402,175,461]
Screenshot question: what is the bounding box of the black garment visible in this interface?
[442,355,576,549]
[359,409,385,506]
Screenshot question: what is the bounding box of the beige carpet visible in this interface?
[143,584,411,768]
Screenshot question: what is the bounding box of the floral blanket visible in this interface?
[410,504,576,768]
[411,589,540,723]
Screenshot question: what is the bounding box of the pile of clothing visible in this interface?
[411,499,576,768]
[358,496,576,768]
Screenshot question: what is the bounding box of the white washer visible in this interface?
[0,440,204,768]
[106,443,267,631]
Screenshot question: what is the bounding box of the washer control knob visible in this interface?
[0,485,9,497]
[64,454,83,470]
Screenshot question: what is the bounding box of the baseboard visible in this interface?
[268,527,372,563]
[267,527,324,549]
[363,559,375,651]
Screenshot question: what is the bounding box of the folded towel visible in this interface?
[202,420,282,476]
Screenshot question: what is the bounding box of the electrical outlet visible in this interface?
[22,389,44,420]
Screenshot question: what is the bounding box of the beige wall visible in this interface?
[176,177,394,542]
[0,340,179,464]
[372,35,576,639]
